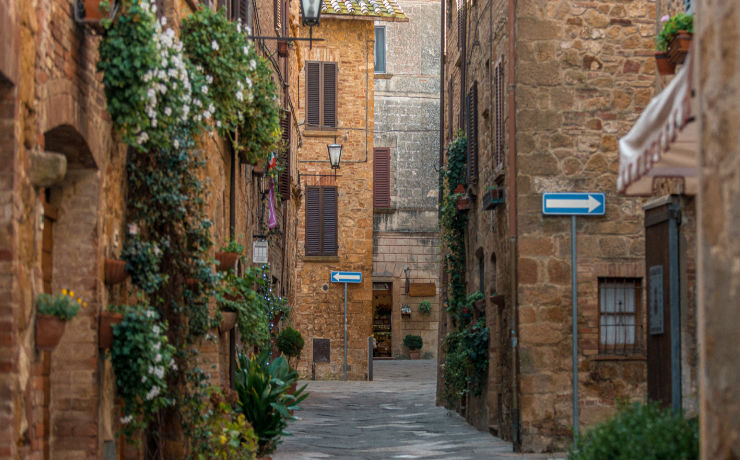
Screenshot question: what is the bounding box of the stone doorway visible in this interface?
[372,283,392,358]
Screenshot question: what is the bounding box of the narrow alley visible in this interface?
[274,361,564,460]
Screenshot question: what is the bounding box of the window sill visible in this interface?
[303,255,340,263]
[373,206,395,214]
[591,354,647,361]
[303,128,340,138]
[374,73,393,79]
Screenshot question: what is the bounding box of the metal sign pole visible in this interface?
[344,282,348,381]
[571,215,579,442]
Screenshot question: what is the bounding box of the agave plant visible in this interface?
[234,350,308,455]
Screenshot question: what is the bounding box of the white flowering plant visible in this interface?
[110,304,177,438]
[98,0,210,151]
[181,7,282,164]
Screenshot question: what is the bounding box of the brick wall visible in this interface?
[291,18,376,380]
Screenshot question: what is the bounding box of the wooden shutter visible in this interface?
[305,187,321,255]
[373,148,391,208]
[323,62,337,128]
[238,0,249,23]
[321,187,338,255]
[467,81,478,184]
[306,62,321,126]
[494,61,504,169]
[279,110,291,200]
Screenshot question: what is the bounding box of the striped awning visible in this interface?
[618,53,698,196]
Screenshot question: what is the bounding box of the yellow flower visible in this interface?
[219,435,227,445]
[83,302,87,307]
[69,291,75,297]
[77,299,82,304]
[61,289,68,295]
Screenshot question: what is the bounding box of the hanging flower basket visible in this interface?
[215,252,240,271]
[99,311,123,349]
[104,258,128,285]
[219,311,238,333]
[668,31,692,66]
[36,314,66,350]
[654,52,676,75]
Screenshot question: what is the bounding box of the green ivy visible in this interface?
[442,316,489,401]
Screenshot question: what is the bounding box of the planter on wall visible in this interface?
[668,31,692,66]
[654,53,676,75]
[99,311,123,349]
[104,258,128,285]
[491,294,505,308]
[456,195,471,211]
[277,40,289,57]
[36,314,66,350]
[219,311,238,333]
[215,252,240,271]
[482,188,505,210]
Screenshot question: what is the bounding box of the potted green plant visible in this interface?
[216,267,271,347]
[216,239,244,272]
[35,290,83,350]
[276,327,305,361]
[403,334,423,359]
[655,13,693,72]
[99,305,125,350]
[418,300,432,315]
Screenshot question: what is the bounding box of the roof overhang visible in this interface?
[618,53,698,196]
[321,13,409,22]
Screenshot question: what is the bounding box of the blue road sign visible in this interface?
[330,271,363,283]
[542,193,605,216]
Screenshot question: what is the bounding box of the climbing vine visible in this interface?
[439,134,489,403]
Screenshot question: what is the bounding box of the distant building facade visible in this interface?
[371,0,441,360]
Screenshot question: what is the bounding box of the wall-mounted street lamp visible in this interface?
[300,0,322,48]
[403,267,411,294]
[328,143,342,177]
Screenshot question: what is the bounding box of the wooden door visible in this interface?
[645,202,680,407]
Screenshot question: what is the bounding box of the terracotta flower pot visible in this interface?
[215,252,240,271]
[104,258,128,285]
[456,196,471,211]
[409,350,420,360]
[491,294,506,308]
[654,52,676,75]
[99,311,123,349]
[36,314,66,350]
[82,0,106,21]
[668,31,692,66]
[219,311,238,333]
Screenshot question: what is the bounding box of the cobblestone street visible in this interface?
[274,360,566,460]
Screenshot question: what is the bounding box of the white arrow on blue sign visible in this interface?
[331,271,363,283]
[542,193,605,216]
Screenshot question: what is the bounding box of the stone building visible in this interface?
[439,0,659,451]
[288,0,407,380]
[0,0,297,457]
[371,0,440,360]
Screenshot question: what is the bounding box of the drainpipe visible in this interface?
[229,145,237,388]
[440,0,445,177]
[507,0,520,449]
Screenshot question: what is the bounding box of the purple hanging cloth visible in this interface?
[268,178,278,229]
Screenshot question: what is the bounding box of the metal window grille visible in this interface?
[599,278,643,355]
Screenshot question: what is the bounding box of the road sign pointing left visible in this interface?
[330,271,362,283]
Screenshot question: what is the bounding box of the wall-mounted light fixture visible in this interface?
[403,267,411,294]
[328,143,342,177]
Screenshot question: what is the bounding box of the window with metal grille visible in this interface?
[306,61,338,128]
[599,278,643,355]
[278,110,291,200]
[457,2,465,49]
[466,81,478,184]
[494,60,504,169]
[375,27,386,74]
[373,148,391,208]
[228,0,250,24]
[305,186,338,256]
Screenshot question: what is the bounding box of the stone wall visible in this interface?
[372,0,441,360]
[291,18,376,380]
[696,0,740,458]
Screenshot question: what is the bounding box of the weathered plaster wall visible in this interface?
[292,18,376,380]
[696,0,740,457]
[372,0,441,360]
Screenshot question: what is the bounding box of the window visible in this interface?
[494,60,505,169]
[373,148,391,208]
[229,0,250,24]
[305,186,338,256]
[374,26,386,74]
[684,0,693,13]
[306,61,338,128]
[599,278,643,355]
[466,81,478,184]
[278,110,291,200]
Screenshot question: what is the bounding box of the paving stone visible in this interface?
[274,360,566,459]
